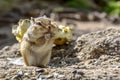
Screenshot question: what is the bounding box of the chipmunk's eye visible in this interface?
[36,22,42,26]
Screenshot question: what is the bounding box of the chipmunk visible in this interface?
[20,17,58,67]
[12,18,73,45]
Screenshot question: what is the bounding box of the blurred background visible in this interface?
[0,0,120,49]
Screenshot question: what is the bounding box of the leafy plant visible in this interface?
[66,0,89,9]
[103,0,120,16]
[0,0,17,14]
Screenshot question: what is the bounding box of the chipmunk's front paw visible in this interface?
[45,33,55,41]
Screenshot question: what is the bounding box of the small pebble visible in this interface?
[38,74,46,80]
[12,75,21,80]
[53,73,59,78]
[36,68,45,73]
[2,46,10,51]
[75,74,82,80]
[93,60,100,66]
[24,73,30,78]
[57,74,65,79]
[72,69,84,76]
[78,66,87,69]
[116,66,120,68]
[17,71,24,77]
[46,74,53,79]
[77,70,84,76]
[0,74,5,78]
[53,73,65,79]
[11,71,24,79]
[72,70,77,74]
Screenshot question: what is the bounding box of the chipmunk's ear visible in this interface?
[31,17,35,25]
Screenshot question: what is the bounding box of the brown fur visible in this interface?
[20,17,58,67]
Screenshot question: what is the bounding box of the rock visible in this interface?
[72,69,84,76]
[38,74,46,80]
[116,66,120,68]
[18,71,24,77]
[36,68,45,73]
[75,27,120,61]
[11,75,21,80]
[74,74,82,80]
[7,57,24,65]
[93,60,101,66]
[11,71,24,80]
[72,70,77,74]
[77,70,84,76]
[24,73,30,78]
[88,12,107,21]
[53,72,65,79]
[46,74,53,79]
[0,73,5,78]
[2,46,10,51]
[78,65,87,69]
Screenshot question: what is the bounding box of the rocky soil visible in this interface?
[0,25,120,80]
[0,1,120,79]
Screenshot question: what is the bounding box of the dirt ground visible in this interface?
[0,5,120,79]
[0,19,120,80]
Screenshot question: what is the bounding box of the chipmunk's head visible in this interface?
[29,17,58,40]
